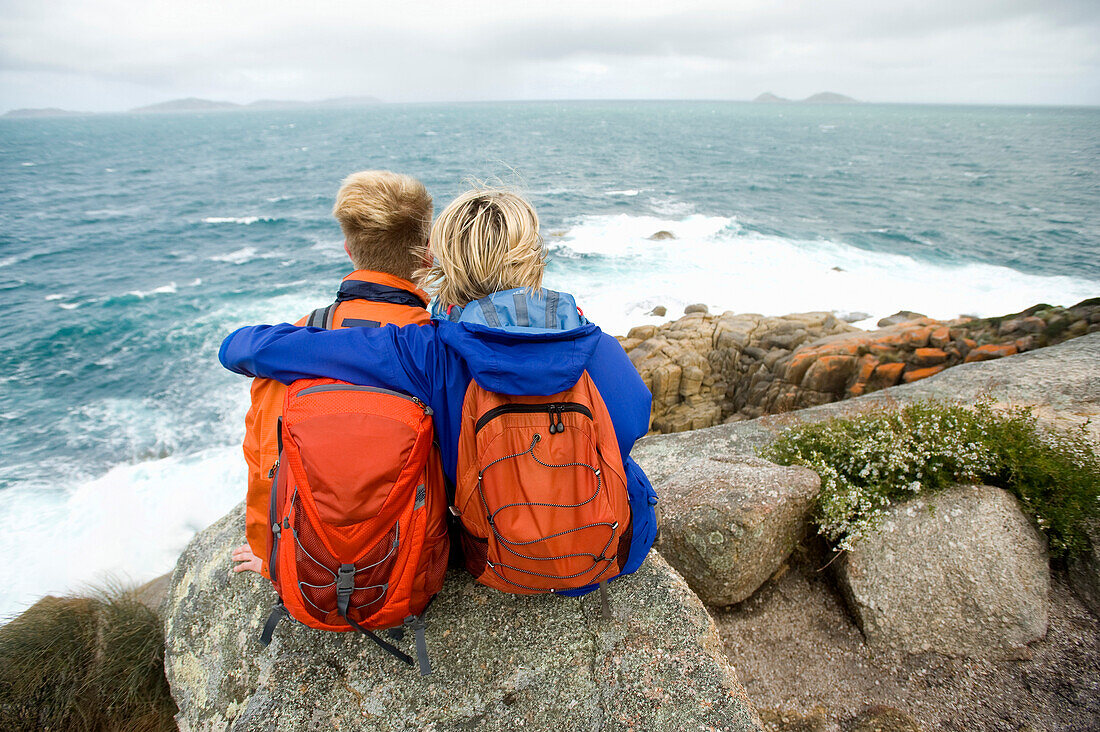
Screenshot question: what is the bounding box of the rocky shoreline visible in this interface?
[623,298,1100,433]
[151,332,1098,730]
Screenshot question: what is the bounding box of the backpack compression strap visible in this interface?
[335,564,426,673]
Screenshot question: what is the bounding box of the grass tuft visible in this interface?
[0,584,176,731]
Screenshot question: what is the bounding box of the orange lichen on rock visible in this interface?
[912,347,948,366]
[902,365,947,383]
[865,362,906,392]
[801,355,859,394]
[964,343,1019,363]
[929,326,951,348]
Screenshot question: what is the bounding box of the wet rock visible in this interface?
[648,230,676,240]
[656,457,820,606]
[647,305,667,317]
[685,303,709,315]
[836,485,1049,659]
[164,503,764,731]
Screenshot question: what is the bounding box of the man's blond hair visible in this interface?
[418,188,546,308]
[332,171,432,279]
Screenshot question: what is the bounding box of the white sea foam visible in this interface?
[44,294,64,301]
[604,189,641,196]
[0,447,245,620]
[545,213,1100,336]
[209,246,261,264]
[202,216,277,225]
[124,282,177,298]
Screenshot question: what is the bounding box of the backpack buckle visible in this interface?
[336,564,355,598]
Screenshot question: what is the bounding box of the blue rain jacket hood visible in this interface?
[433,289,601,397]
[220,287,659,593]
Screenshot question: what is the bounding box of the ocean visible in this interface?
[1,101,1097,618]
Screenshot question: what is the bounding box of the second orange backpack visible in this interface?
[452,372,633,607]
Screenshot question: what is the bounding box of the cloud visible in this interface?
[0,0,1097,110]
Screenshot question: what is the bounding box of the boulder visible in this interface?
[648,230,676,240]
[800,355,857,394]
[647,305,667,317]
[877,311,926,328]
[655,457,820,606]
[685,303,709,315]
[835,485,1049,658]
[164,503,764,731]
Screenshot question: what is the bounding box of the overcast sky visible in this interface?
[1,0,1098,111]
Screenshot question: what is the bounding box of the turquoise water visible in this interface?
[1,101,1097,616]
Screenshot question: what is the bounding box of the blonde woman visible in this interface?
[219,189,659,594]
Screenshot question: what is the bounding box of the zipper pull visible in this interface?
[412,395,433,416]
[267,459,280,479]
[548,405,564,434]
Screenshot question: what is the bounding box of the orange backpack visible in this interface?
[260,378,449,675]
[452,372,633,610]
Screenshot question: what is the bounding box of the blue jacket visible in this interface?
[219,288,658,593]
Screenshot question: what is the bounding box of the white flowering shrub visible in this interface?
[761,399,1100,557]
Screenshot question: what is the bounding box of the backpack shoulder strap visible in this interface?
[306,303,338,330]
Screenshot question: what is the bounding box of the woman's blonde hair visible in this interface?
[418,188,546,308]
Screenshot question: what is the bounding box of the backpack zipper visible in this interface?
[268,417,284,584]
[296,384,432,414]
[474,401,593,434]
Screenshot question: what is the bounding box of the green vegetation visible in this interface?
[761,400,1100,557]
[0,585,176,731]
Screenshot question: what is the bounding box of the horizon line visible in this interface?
[5,96,1100,117]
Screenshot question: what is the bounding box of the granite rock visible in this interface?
[835,485,1049,658]
[164,503,764,731]
[656,456,820,606]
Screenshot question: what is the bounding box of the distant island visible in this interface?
[753,91,859,104]
[4,96,383,118]
[129,95,382,114]
[2,107,90,118]
[130,97,241,114]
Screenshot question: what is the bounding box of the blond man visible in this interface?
[233,171,434,575]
